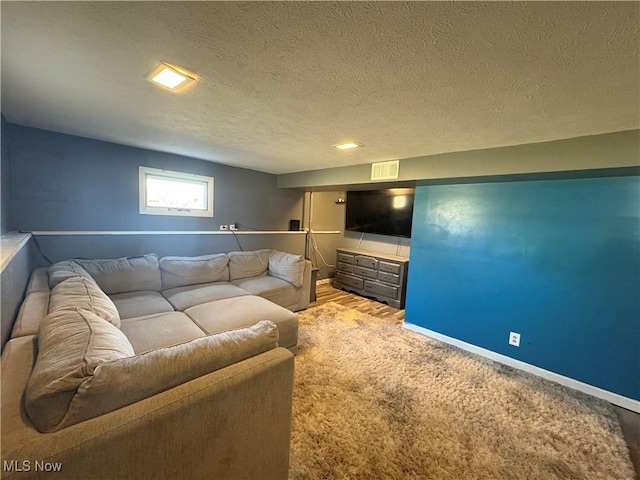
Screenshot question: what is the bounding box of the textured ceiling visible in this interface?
[1,1,639,175]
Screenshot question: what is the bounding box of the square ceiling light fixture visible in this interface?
[334,141,364,150]
[145,62,196,91]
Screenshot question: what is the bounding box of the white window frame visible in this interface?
[139,166,214,217]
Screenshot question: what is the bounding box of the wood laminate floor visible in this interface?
[311,280,640,479]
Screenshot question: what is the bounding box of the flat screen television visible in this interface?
[345,188,415,238]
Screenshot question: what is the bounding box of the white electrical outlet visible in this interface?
[509,331,521,347]
[229,223,238,231]
[219,225,228,231]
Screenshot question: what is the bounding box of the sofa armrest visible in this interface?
[2,347,294,480]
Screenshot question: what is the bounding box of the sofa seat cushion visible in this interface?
[2,335,39,447]
[109,291,175,320]
[49,276,121,328]
[75,254,162,295]
[120,312,206,354]
[184,296,298,352]
[228,249,271,281]
[162,282,251,311]
[25,308,135,433]
[232,275,302,311]
[160,254,230,290]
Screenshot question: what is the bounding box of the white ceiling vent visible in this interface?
[371,160,400,181]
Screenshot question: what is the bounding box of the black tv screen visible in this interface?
[345,188,415,238]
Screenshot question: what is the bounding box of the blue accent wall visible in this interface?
[405,175,640,400]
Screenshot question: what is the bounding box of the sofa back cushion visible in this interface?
[228,249,271,281]
[269,251,305,288]
[160,254,229,290]
[11,291,50,338]
[48,261,94,290]
[26,317,277,432]
[76,254,162,294]
[25,308,135,433]
[49,276,121,328]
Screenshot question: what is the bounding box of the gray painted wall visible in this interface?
[5,123,305,259]
[340,230,411,258]
[304,191,343,279]
[278,130,640,190]
[1,123,306,346]
[304,190,411,280]
[34,233,306,264]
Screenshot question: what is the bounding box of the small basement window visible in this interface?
[139,166,214,217]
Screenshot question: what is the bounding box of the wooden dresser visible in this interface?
[333,248,409,309]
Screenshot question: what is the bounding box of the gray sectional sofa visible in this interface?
[1,249,312,480]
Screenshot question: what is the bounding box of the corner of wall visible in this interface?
[1,116,12,235]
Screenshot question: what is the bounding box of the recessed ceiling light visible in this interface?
[334,142,364,150]
[145,62,196,91]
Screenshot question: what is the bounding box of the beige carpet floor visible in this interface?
[289,302,635,480]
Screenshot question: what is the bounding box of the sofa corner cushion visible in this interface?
[25,308,135,433]
[51,321,278,431]
[160,253,230,290]
[75,254,162,295]
[268,251,305,288]
[231,276,301,310]
[48,260,94,290]
[228,249,271,281]
[49,276,121,328]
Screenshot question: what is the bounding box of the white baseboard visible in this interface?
[403,322,640,413]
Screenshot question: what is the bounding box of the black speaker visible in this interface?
[289,219,301,231]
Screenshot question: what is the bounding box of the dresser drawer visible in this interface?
[377,271,400,285]
[378,261,401,275]
[335,273,364,290]
[364,280,398,299]
[355,255,378,269]
[337,262,354,273]
[337,252,355,264]
[353,265,377,280]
